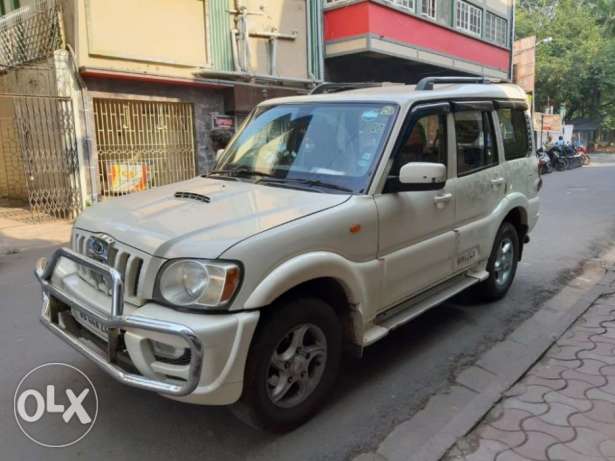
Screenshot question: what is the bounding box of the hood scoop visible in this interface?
[174,191,211,203]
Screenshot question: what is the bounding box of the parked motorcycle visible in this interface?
[536,148,553,174]
[546,146,568,171]
[575,144,591,166]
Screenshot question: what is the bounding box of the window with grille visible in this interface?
[322,0,348,8]
[456,0,482,36]
[420,0,436,18]
[387,0,415,12]
[485,12,508,46]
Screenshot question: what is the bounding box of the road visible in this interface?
[2,156,615,461]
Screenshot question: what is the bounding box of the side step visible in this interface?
[363,271,488,347]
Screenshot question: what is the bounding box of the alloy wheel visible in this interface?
[494,237,514,287]
[265,323,327,409]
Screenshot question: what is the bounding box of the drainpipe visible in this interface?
[64,43,98,205]
[317,0,325,81]
[509,0,515,81]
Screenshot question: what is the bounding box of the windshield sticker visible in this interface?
[381,105,395,116]
[361,110,380,121]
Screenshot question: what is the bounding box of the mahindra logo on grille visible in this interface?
[86,234,114,264]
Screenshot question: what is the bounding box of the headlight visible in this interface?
[157,260,241,309]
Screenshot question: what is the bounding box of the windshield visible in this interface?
[213,102,398,193]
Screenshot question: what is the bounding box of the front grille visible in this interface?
[72,230,147,305]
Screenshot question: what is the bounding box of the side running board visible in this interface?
[362,272,486,346]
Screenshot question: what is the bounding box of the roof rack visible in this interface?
[309,82,385,95]
[415,76,507,91]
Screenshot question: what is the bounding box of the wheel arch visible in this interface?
[243,252,375,347]
[501,206,529,260]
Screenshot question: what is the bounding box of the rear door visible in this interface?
[449,102,506,271]
[494,101,537,198]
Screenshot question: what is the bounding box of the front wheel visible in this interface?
[232,297,342,431]
[474,222,519,302]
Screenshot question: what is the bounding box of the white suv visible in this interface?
[35,77,540,430]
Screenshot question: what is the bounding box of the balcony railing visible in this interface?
[0,0,63,70]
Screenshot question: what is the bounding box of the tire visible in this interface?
[232,297,342,431]
[582,154,591,166]
[474,222,519,302]
[555,158,567,171]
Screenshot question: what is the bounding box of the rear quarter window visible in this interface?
[497,108,531,160]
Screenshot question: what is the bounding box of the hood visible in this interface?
[76,177,350,258]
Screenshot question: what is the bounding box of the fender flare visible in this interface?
[490,194,530,236]
[243,252,375,310]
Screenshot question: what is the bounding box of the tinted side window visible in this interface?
[455,111,498,176]
[391,113,447,176]
[497,108,530,160]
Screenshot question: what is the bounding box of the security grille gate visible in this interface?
[0,94,82,221]
[0,0,83,222]
[93,99,197,196]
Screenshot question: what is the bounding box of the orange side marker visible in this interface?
[350,224,362,234]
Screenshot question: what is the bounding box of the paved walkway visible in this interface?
[0,216,71,255]
[445,292,615,461]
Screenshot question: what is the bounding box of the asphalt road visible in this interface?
[2,156,615,461]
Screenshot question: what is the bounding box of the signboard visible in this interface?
[563,125,574,143]
[513,36,536,94]
[106,163,148,193]
[211,113,235,130]
[533,113,562,132]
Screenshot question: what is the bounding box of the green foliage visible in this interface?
[516,0,615,128]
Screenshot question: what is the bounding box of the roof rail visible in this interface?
[309,82,385,95]
[416,76,507,91]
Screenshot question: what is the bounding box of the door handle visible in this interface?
[490,177,506,186]
[434,193,453,208]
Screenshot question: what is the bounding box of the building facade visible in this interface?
[323,0,513,82]
[0,0,324,220]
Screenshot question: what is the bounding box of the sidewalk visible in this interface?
[0,216,71,255]
[445,290,615,461]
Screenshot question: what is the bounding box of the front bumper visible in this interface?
[35,247,259,404]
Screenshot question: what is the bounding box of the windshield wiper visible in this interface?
[207,168,276,178]
[260,177,353,193]
[206,169,278,182]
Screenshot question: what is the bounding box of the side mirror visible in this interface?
[395,162,446,191]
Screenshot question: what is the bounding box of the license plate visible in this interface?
[72,308,109,341]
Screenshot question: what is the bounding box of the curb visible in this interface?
[354,267,615,461]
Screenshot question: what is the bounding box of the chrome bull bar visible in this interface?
[34,247,204,396]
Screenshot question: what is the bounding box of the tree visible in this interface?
[516,0,615,129]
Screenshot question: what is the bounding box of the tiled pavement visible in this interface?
[445,292,615,461]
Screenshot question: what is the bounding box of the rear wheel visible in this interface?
[232,297,342,431]
[474,222,519,302]
[555,158,568,171]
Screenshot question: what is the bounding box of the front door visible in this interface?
[375,103,456,311]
